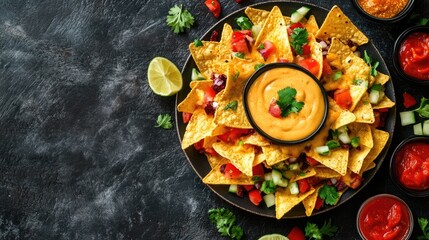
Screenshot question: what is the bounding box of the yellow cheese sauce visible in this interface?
[246,67,326,141]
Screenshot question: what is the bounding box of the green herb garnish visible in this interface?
[363,50,379,77]
[236,16,253,30]
[224,100,238,111]
[193,39,203,47]
[155,114,173,129]
[326,140,340,150]
[351,137,360,148]
[318,184,339,206]
[276,87,304,117]
[235,52,245,59]
[413,97,429,118]
[332,71,342,81]
[254,63,264,70]
[418,217,429,239]
[305,219,338,240]
[419,18,429,26]
[166,5,195,34]
[261,180,276,194]
[208,208,244,240]
[291,28,309,55]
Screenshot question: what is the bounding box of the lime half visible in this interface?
[147,57,183,96]
[258,234,289,240]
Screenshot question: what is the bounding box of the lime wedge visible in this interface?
[258,234,289,240]
[147,57,183,96]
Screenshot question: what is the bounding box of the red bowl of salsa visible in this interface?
[356,194,413,240]
[393,25,429,85]
[390,136,429,197]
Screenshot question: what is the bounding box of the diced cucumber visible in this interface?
[369,89,380,104]
[264,172,273,181]
[289,163,300,171]
[229,184,238,193]
[263,193,276,208]
[290,7,310,23]
[277,177,289,188]
[272,169,283,184]
[191,68,206,81]
[338,131,351,144]
[351,137,360,148]
[326,140,340,149]
[289,182,299,195]
[423,120,429,135]
[251,24,262,38]
[315,146,330,156]
[414,123,423,135]
[400,111,416,126]
[338,126,348,133]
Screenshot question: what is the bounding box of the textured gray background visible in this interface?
[1,0,429,239]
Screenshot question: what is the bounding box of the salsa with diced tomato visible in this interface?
[394,141,429,190]
[398,32,429,81]
[358,194,412,240]
[357,0,409,19]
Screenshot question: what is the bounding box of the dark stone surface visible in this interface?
[0,0,428,239]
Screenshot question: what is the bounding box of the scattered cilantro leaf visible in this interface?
[232,70,240,81]
[419,18,429,26]
[413,97,429,118]
[166,5,195,34]
[254,63,264,70]
[235,52,245,59]
[305,219,338,240]
[257,43,265,50]
[261,180,276,194]
[208,208,244,240]
[318,184,339,205]
[371,83,383,92]
[276,87,304,117]
[363,50,379,77]
[194,39,203,47]
[418,217,429,240]
[224,100,238,111]
[291,28,308,55]
[156,114,173,129]
[236,16,253,30]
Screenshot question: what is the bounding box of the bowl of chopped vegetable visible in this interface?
[393,25,429,85]
[389,136,429,197]
[352,0,415,24]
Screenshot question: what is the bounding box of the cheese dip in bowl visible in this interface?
[243,63,328,144]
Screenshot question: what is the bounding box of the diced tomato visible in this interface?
[193,139,204,151]
[287,226,305,240]
[205,0,221,18]
[243,185,254,191]
[302,44,311,55]
[231,31,252,53]
[322,58,333,76]
[218,128,250,143]
[314,197,324,210]
[278,58,289,63]
[287,23,304,35]
[378,108,389,113]
[387,204,402,228]
[383,226,401,240]
[269,100,282,118]
[349,172,363,189]
[252,164,265,176]
[333,88,353,109]
[204,148,218,156]
[403,92,417,108]
[232,39,248,53]
[297,179,310,193]
[258,40,276,60]
[306,156,319,166]
[182,112,192,124]
[298,58,320,77]
[204,86,217,104]
[232,30,252,43]
[248,189,263,206]
[224,163,242,179]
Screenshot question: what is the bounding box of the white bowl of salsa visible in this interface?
[243,63,328,144]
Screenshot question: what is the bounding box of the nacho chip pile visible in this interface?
[178,5,394,219]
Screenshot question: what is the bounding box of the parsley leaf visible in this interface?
[276,87,304,117]
[413,97,429,118]
[418,217,429,239]
[208,208,244,240]
[224,100,238,111]
[166,5,195,34]
[155,114,173,129]
[318,184,339,205]
[363,50,379,77]
[291,28,309,55]
[305,219,338,240]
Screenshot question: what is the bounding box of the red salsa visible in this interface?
[358,195,412,240]
[398,32,429,81]
[357,0,409,19]
[395,142,429,190]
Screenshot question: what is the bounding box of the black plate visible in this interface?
[175,1,396,218]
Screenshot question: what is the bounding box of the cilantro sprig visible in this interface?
[305,219,338,240]
[291,28,309,55]
[363,50,379,77]
[318,184,339,205]
[166,5,195,34]
[276,87,304,117]
[155,114,173,129]
[413,97,429,118]
[208,208,244,240]
[418,217,429,239]
[224,100,238,111]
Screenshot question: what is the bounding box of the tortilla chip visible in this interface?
[316,5,368,46]
[178,80,213,113]
[328,97,356,129]
[364,162,376,172]
[348,145,371,174]
[262,144,294,166]
[242,132,271,146]
[212,141,255,177]
[254,6,293,63]
[349,85,367,111]
[275,188,315,219]
[308,148,349,176]
[374,72,390,86]
[372,96,395,109]
[353,92,375,124]
[244,7,291,27]
[360,128,389,174]
[290,167,317,183]
[304,15,319,36]
[206,153,223,168]
[203,158,254,185]
[181,109,217,149]
[303,185,323,217]
[348,122,373,148]
[189,41,221,75]
[203,136,218,149]
[253,152,266,166]
[314,166,342,178]
[309,34,323,79]
[218,23,234,63]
